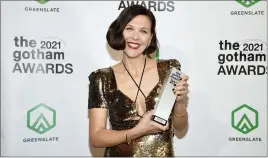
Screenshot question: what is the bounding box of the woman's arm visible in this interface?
[89,108,169,148]
[172,73,189,132]
[172,99,188,132]
[89,108,142,148]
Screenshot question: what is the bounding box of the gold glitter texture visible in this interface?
[88,59,181,157]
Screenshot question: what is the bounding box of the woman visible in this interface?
[88,5,189,157]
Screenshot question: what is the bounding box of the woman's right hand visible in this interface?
[134,109,169,136]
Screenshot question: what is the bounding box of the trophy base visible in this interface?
[151,115,167,126]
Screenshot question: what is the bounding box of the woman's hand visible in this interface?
[174,75,189,101]
[134,109,169,136]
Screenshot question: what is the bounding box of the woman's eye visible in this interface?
[141,30,148,34]
[126,27,133,30]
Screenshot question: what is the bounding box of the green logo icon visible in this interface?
[231,104,258,134]
[27,103,56,134]
[236,0,261,8]
[36,0,49,4]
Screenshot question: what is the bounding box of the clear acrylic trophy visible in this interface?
[151,67,183,125]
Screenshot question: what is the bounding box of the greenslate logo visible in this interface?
[232,104,258,134]
[236,0,261,8]
[27,103,56,134]
[36,0,49,4]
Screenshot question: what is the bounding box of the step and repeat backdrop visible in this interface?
[1,0,267,157]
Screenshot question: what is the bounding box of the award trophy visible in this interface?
[151,67,183,126]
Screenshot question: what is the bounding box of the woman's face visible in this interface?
[122,15,152,58]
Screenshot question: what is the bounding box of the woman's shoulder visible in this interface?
[88,67,112,81]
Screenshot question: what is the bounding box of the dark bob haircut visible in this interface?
[106,5,159,55]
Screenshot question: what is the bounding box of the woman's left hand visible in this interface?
[173,75,189,101]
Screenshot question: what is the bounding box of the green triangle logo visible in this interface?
[36,0,49,4]
[32,113,51,134]
[241,123,250,132]
[27,103,56,134]
[236,114,254,134]
[37,123,46,132]
[236,0,261,8]
[231,104,258,134]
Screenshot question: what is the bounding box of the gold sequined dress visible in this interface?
[88,59,181,157]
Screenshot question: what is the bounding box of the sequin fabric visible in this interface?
[88,59,181,157]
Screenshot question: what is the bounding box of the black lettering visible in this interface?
[247,65,256,75]
[219,40,224,50]
[56,64,64,73]
[255,53,266,62]
[224,40,232,50]
[14,36,19,47]
[54,51,64,60]
[140,1,147,8]
[233,42,239,50]
[23,63,35,73]
[158,1,166,11]
[37,49,45,59]
[22,51,30,59]
[45,51,52,59]
[167,1,175,12]
[233,51,239,62]
[35,63,45,73]
[13,51,21,61]
[148,1,156,11]
[13,63,22,73]
[127,0,137,6]
[31,49,36,59]
[247,53,254,61]
[46,63,54,73]
[65,63,73,74]
[226,54,233,62]
[218,54,225,64]
[229,137,234,141]
[238,65,247,75]
[118,1,126,10]
[29,40,36,48]
[238,51,246,61]
[257,65,266,75]
[226,65,238,75]
[217,65,226,75]
[19,36,29,47]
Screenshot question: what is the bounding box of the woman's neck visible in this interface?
[122,55,147,78]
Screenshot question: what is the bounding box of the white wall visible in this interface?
[1,1,267,157]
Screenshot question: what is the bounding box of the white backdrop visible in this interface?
[1,1,267,157]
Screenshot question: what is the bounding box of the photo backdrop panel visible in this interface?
[1,1,267,157]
